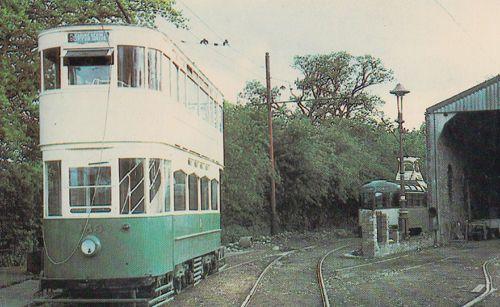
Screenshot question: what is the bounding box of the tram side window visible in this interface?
[43,48,61,90]
[211,179,218,210]
[65,49,112,85]
[45,161,62,216]
[179,70,186,105]
[117,46,145,88]
[148,49,161,91]
[187,77,198,114]
[162,54,171,96]
[69,167,112,213]
[163,160,171,211]
[149,159,162,212]
[172,64,179,102]
[189,174,199,210]
[199,90,209,121]
[119,158,145,214]
[200,177,209,210]
[219,105,224,132]
[174,170,186,211]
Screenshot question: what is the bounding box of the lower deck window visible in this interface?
[189,174,199,210]
[119,158,145,214]
[201,177,209,210]
[211,179,218,210]
[45,161,62,216]
[69,167,111,212]
[174,170,186,211]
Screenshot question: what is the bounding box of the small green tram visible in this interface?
[37,25,225,304]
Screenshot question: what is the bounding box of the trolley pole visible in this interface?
[265,52,278,235]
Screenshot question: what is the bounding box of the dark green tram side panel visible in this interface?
[43,213,221,281]
[43,216,174,280]
[173,213,220,265]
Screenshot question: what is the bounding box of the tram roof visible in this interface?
[360,180,400,193]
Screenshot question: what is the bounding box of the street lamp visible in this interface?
[390,83,410,239]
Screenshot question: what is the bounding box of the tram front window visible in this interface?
[118,46,145,88]
[42,47,61,90]
[64,49,112,86]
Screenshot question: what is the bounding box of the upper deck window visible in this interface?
[43,48,61,90]
[148,49,162,91]
[117,46,145,88]
[64,49,112,85]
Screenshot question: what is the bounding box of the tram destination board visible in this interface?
[67,31,109,44]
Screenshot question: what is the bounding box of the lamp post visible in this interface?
[390,83,410,239]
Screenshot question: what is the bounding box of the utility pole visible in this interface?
[265,52,278,235]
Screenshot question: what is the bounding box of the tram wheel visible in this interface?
[174,277,182,294]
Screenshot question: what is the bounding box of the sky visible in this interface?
[158,0,500,129]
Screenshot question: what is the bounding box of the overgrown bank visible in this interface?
[221,103,425,242]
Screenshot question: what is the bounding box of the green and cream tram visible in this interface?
[38,24,224,303]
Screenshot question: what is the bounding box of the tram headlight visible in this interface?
[81,235,101,257]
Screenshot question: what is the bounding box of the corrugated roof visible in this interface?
[427,75,500,114]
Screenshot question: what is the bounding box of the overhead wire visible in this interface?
[176,0,293,84]
[433,0,499,67]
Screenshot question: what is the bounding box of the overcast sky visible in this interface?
[158,0,500,129]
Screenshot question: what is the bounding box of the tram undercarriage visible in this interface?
[35,250,225,306]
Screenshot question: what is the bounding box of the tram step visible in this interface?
[154,282,173,293]
[149,290,174,306]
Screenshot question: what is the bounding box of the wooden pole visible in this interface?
[265,52,278,235]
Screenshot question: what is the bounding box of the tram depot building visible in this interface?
[426,75,500,243]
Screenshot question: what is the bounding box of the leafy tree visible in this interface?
[221,103,271,240]
[291,52,393,123]
[0,0,185,264]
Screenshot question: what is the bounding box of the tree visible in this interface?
[0,0,185,264]
[291,52,393,123]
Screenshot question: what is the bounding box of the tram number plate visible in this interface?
[81,224,104,234]
[68,31,110,44]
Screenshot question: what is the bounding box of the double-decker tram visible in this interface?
[37,24,224,304]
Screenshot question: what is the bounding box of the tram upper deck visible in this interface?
[38,25,224,163]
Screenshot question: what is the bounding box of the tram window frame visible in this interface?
[68,166,112,212]
[199,89,210,122]
[119,158,146,214]
[163,160,172,212]
[188,174,199,211]
[187,76,199,114]
[45,161,62,216]
[117,45,145,88]
[173,170,187,211]
[219,105,224,132]
[42,47,61,91]
[200,177,209,210]
[172,64,179,102]
[211,179,218,210]
[179,70,187,105]
[149,158,162,212]
[148,48,162,91]
[64,49,113,86]
[162,54,171,97]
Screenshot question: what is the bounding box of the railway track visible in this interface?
[239,242,351,307]
[463,257,497,307]
[316,245,351,307]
